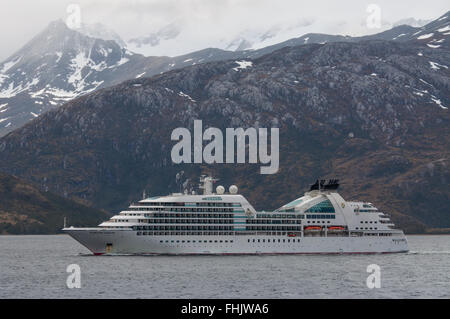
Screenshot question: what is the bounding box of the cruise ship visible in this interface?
[64,176,409,255]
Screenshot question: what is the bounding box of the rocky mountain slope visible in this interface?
[0,28,448,233]
[0,21,241,136]
[1,12,448,137]
[0,172,108,234]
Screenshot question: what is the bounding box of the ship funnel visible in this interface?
[199,176,218,195]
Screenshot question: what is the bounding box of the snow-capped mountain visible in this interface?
[127,23,181,53]
[78,22,127,48]
[0,12,448,137]
[397,11,450,46]
[393,17,432,28]
[0,20,148,136]
[0,20,253,136]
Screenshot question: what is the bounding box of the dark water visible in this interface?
[0,234,449,298]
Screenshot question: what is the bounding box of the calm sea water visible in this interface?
[0,234,449,299]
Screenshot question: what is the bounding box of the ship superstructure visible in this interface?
[64,177,408,255]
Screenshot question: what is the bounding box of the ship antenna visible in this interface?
[63,217,67,228]
[142,189,146,200]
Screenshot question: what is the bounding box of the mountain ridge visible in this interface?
[0,11,448,136]
[0,36,448,233]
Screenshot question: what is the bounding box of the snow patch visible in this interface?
[68,52,90,89]
[178,91,196,102]
[233,60,253,71]
[393,33,406,40]
[55,52,63,63]
[431,98,447,109]
[417,33,433,40]
[0,56,22,73]
[429,61,448,70]
[0,77,39,98]
[437,25,450,33]
[115,57,129,67]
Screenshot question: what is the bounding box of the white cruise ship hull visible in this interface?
[64,228,409,255]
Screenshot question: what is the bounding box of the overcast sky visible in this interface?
[0,0,448,60]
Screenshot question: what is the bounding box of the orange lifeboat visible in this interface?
[304,226,322,231]
[328,226,345,231]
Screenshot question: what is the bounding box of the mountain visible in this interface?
[78,22,127,48]
[1,12,448,137]
[127,23,181,53]
[0,20,149,136]
[394,18,432,28]
[0,24,448,234]
[0,172,108,234]
[0,21,248,137]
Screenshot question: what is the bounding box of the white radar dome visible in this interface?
[229,185,238,194]
[216,185,225,195]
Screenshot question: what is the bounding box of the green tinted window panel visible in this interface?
[305,200,335,213]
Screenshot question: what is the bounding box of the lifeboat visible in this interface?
[328,226,345,231]
[304,226,322,231]
[288,233,297,237]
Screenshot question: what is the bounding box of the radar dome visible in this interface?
[216,186,225,195]
[229,185,238,194]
